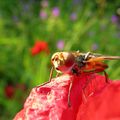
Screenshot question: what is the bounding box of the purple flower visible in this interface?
[41,0,48,8]
[23,4,30,12]
[111,15,118,23]
[70,13,77,21]
[91,43,99,51]
[73,0,81,4]
[52,7,60,17]
[57,40,64,50]
[12,16,19,22]
[39,10,48,20]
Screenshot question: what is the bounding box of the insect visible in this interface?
[50,51,120,80]
[49,51,120,106]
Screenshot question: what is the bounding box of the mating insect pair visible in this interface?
[42,51,120,107]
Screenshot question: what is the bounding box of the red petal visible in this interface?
[31,41,49,56]
[14,73,120,120]
[31,47,42,56]
[14,110,25,120]
[5,85,15,99]
[14,74,83,120]
[77,78,120,120]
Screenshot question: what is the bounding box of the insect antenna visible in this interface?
[49,67,54,81]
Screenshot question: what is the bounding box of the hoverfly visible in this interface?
[50,51,120,81]
[49,51,120,106]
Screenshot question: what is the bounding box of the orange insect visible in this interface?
[39,51,120,107]
[49,51,120,106]
[50,51,120,81]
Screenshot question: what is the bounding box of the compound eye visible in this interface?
[54,55,59,61]
[56,67,59,71]
[51,58,54,61]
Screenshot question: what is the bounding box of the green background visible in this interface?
[0,0,120,119]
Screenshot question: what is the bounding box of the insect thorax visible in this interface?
[75,55,86,68]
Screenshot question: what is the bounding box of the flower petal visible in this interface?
[77,79,120,120]
[14,73,120,120]
[14,74,83,120]
[31,41,49,56]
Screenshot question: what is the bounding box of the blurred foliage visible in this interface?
[0,0,120,119]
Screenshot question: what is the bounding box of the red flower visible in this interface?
[31,41,49,56]
[14,74,120,120]
[77,80,120,120]
[5,85,15,99]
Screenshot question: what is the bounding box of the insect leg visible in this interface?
[82,74,93,102]
[36,67,54,88]
[49,67,54,81]
[103,70,109,83]
[82,89,87,103]
[82,73,101,102]
[56,72,60,77]
[68,80,73,107]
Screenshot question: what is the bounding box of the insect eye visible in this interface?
[56,67,59,71]
[54,55,59,61]
[51,58,54,61]
[51,55,59,62]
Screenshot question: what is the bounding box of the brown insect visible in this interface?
[50,51,120,81]
[40,51,120,107]
[49,51,120,106]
